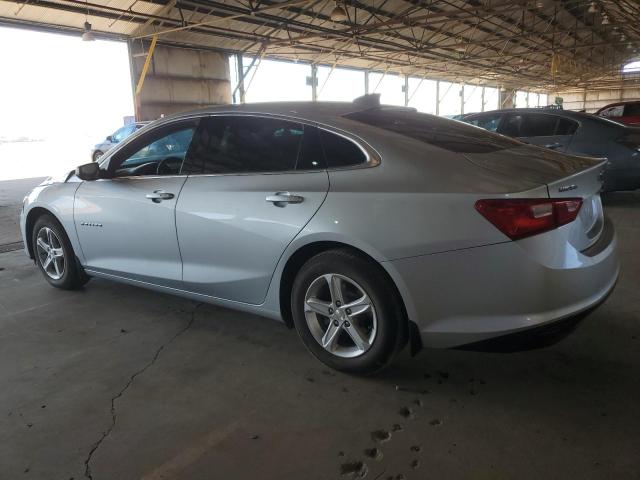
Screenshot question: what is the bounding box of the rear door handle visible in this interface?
[266,192,304,207]
[146,190,175,203]
[544,142,563,150]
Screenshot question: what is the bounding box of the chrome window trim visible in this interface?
[314,123,381,171]
[177,112,380,177]
[99,111,381,180]
[95,175,189,181]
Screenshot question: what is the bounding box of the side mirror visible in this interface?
[106,135,113,142]
[76,162,101,181]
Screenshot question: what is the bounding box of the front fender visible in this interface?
[22,182,84,263]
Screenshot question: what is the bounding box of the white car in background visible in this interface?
[91,122,149,162]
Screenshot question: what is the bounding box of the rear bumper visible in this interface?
[455,282,615,352]
[390,217,619,349]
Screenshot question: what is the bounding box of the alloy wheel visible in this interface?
[304,273,377,358]
[35,227,66,280]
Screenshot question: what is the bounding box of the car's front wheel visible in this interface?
[92,150,103,162]
[32,214,90,290]
[291,249,406,374]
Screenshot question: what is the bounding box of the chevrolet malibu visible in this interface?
[20,98,619,374]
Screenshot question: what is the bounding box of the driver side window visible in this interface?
[110,123,197,178]
[601,105,624,118]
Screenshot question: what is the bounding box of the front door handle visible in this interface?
[146,190,175,203]
[266,192,304,207]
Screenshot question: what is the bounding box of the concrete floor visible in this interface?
[1,179,639,480]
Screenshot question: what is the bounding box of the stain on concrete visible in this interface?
[364,447,383,461]
[340,460,368,478]
[371,430,391,443]
[398,406,414,419]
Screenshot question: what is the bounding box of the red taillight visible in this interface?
[475,198,582,240]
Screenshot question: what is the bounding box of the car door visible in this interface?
[176,115,330,304]
[74,119,199,287]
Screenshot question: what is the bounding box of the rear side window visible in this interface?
[499,115,523,137]
[345,109,521,154]
[518,114,558,137]
[556,118,579,135]
[625,103,640,116]
[184,116,324,174]
[500,114,578,137]
[319,129,367,168]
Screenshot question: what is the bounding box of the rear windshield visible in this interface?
[344,108,522,153]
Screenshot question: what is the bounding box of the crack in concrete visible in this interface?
[83,303,202,480]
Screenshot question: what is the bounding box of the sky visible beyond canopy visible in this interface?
[0,26,134,142]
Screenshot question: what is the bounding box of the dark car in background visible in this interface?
[462,108,640,192]
[596,101,640,126]
[91,121,149,162]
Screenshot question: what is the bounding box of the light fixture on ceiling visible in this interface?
[330,1,347,22]
[601,14,610,25]
[82,0,95,41]
[588,2,598,14]
[535,0,545,9]
[82,20,95,41]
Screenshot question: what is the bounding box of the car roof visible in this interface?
[597,100,640,108]
[163,100,416,126]
[465,108,626,128]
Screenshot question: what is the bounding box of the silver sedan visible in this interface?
[20,98,619,373]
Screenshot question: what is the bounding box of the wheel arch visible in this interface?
[277,240,419,352]
[24,206,62,259]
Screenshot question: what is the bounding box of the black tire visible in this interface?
[92,150,103,162]
[291,249,406,374]
[32,214,90,290]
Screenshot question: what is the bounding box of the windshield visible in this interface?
[344,108,522,153]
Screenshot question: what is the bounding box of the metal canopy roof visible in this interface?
[1,0,639,90]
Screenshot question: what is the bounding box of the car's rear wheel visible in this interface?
[92,150,103,162]
[291,249,406,374]
[32,214,90,290]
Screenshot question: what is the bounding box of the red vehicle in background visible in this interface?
[596,101,640,126]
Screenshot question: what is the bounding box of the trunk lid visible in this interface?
[463,144,600,186]
[464,144,607,250]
